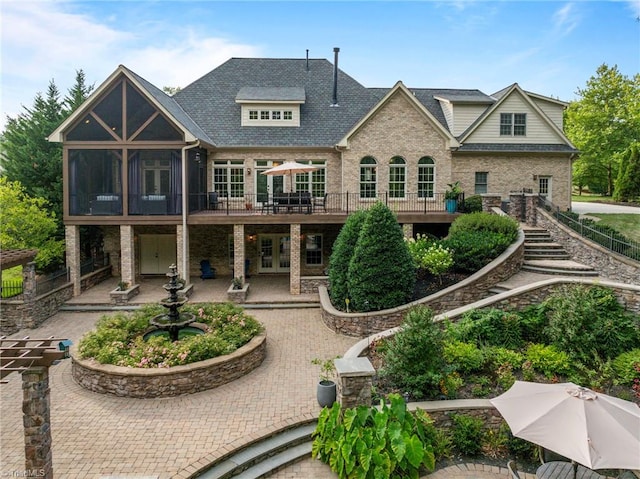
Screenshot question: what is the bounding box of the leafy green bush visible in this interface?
[451,414,484,456]
[421,243,454,281]
[525,344,571,379]
[543,285,640,365]
[77,303,263,368]
[448,212,519,242]
[348,202,416,312]
[483,346,524,371]
[612,349,640,386]
[328,210,367,308]
[312,394,436,479]
[446,309,523,349]
[443,340,484,374]
[405,233,438,269]
[381,307,445,399]
[462,195,483,213]
[441,231,514,273]
[518,303,549,344]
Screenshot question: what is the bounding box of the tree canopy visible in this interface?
[0,178,65,271]
[565,64,640,196]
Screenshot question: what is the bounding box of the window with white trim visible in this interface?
[475,172,488,194]
[389,156,406,198]
[305,234,323,265]
[271,111,281,120]
[500,113,527,136]
[294,160,326,197]
[213,160,244,198]
[418,157,435,198]
[360,156,377,198]
[283,111,293,120]
[249,110,258,120]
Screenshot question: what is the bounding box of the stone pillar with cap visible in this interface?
[334,357,376,408]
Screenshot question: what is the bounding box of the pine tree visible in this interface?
[347,202,416,312]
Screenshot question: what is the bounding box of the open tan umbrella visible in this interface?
[490,381,640,470]
[261,161,318,191]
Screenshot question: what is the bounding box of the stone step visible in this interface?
[524,252,571,260]
[521,260,599,277]
[522,236,553,243]
[488,286,510,295]
[523,230,552,237]
[523,242,565,250]
[196,422,316,479]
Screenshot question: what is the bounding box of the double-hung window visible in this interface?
[475,172,488,194]
[213,160,244,198]
[389,156,406,198]
[418,157,435,198]
[360,156,377,198]
[500,113,527,136]
[295,160,326,197]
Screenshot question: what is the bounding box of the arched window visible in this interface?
[389,156,406,198]
[418,157,435,198]
[359,156,377,198]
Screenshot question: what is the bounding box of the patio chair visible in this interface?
[200,260,216,279]
[538,446,570,464]
[617,471,639,479]
[207,192,219,210]
[507,460,522,479]
[313,192,328,212]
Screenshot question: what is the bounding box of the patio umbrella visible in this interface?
[260,161,318,191]
[490,381,640,471]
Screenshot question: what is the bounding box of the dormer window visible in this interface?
[236,87,305,127]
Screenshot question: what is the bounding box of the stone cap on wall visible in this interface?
[335,357,375,377]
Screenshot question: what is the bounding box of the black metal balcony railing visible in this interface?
[189,192,464,215]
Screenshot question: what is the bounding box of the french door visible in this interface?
[258,235,290,273]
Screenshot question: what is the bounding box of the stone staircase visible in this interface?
[520,227,598,277]
[195,421,316,479]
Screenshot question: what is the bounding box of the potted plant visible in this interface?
[312,356,339,407]
[232,276,243,290]
[445,181,463,213]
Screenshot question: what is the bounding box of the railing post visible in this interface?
[346,192,349,215]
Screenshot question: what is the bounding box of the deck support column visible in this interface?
[233,224,245,285]
[65,225,81,296]
[176,224,190,282]
[120,225,135,286]
[290,223,301,295]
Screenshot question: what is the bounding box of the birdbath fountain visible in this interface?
[146,264,198,342]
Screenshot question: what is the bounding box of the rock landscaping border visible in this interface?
[71,333,267,398]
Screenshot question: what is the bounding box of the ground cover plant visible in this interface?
[371,284,640,403]
[78,303,263,368]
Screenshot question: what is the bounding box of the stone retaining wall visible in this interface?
[320,230,524,337]
[300,276,328,294]
[537,207,640,285]
[71,334,267,398]
[0,284,73,334]
[80,266,112,292]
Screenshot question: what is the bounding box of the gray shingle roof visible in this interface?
[236,86,306,102]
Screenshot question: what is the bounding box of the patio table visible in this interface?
[537,461,606,479]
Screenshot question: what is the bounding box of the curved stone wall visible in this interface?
[71,334,267,398]
[320,230,525,337]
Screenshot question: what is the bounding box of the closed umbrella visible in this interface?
[261,161,318,191]
[490,381,640,470]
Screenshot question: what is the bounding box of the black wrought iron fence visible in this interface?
[36,268,70,296]
[539,196,640,262]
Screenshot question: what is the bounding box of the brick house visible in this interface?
[49,49,577,295]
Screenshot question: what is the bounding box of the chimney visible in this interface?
[306,49,309,71]
[332,47,340,106]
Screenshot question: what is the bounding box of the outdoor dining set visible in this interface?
[494,381,640,479]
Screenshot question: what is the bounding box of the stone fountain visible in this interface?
[147,264,198,341]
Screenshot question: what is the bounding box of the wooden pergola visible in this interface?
[0,336,68,382]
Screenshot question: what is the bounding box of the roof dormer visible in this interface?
[235,87,305,127]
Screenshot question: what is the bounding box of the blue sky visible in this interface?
[1,1,639,130]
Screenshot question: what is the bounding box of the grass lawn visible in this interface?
[571,193,613,203]
[589,213,640,242]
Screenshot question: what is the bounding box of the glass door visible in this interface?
[258,235,290,272]
[256,163,284,205]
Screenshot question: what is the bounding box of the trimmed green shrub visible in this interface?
[380,306,445,399]
[446,309,523,349]
[347,202,416,312]
[443,340,484,374]
[441,230,514,273]
[451,414,484,456]
[448,212,519,242]
[462,194,483,213]
[328,209,368,309]
[312,394,436,479]
[612,349,640,386]
[525,344,571,379]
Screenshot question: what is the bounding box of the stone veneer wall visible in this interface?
[320,230,525,337]
[72,334,266,398]
[537,207,640,285]
[0,284,73,335]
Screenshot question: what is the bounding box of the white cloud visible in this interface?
[552,3,580,35]
[0,1,261,129]
[626,0,640,17]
